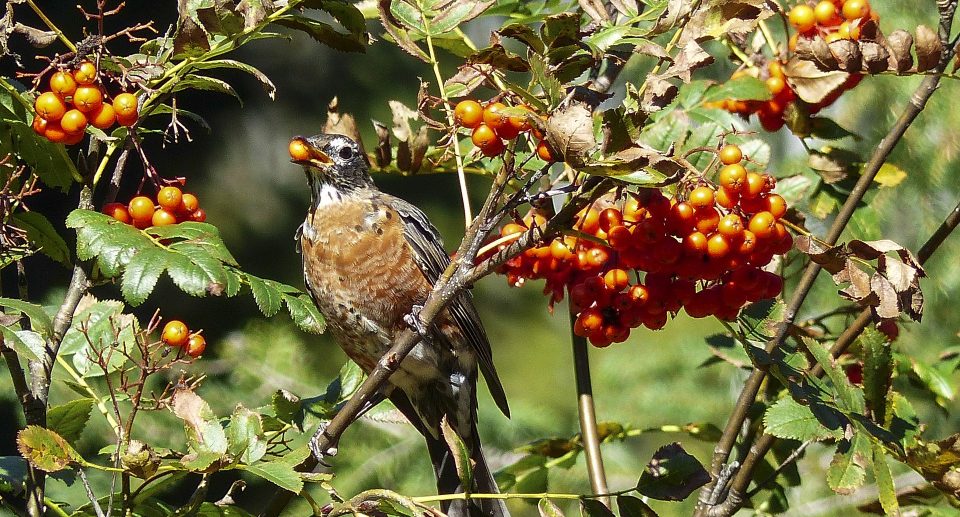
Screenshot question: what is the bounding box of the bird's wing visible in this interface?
[384,194,510,418]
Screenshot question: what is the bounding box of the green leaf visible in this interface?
[827,432,869,494]
[538,498,565,517]
[389,1,425,33]
[246,274,283,317]
[0,297,53,337]
[804,336,865,413]
[909,360,954,406]
[244,460,303,493]
[872,444,899,515]
[0,328,44,362]
[861,328,893,424]
[636,443,710,501]
[702,76,772,103]
[121,247,168,306]
[616,495,657,517]
[47,398,94,445]
[169,241,229,294]
[271,389,303,426]
[273,14,366,52]
[763,397,844,442]
[429,3,476,34]
[440,416,473,490]
[226,406,267,464]
[282,293,326,334]
[16,426,81,472]
[0,456,28,491]
[193,59,277,99]
[60,300,137,377]
[10,211,70,266]
[172,75,241,104]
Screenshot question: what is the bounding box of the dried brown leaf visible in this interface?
[794,235,846,273]
[171,385,210,440]
[834,259,873,301]
[915,24,942,72]
[545,103,597,167]
[784,58,850,104]
[409,125,429,173]
[679,0,771,46]
[870,274,901,319]
[662,40,714,83]
[795,35,840,70]
[323,97,368,166]
[633,41,671,60]
[861,42,890,74]
[579,0,610,22]
[443,64,491,99]
[641,75,678,112]
[885,30,914,73]
[808,151,848,184]
[651,0,693,35]
[373,120,391,168]
[12,23,55,47]
[829,39,862,72]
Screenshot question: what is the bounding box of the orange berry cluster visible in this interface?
[707,0,874,130]
[32,61,139,145]
[103,186,206,229]
[453,99,555,161]
[494,144,790,347]
[161,320,206,358]
[788,0,877,48]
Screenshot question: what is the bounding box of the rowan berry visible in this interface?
[748,211,777,239]
[179,193,200,215]
[471,124,499,149]
[737,230,758,255]
[603,268,629,292]
[481,136,506,156]
[59,109,87,134]
[715,187,739,209]
[576,308,604,337]
[683,231,709,254]
[536,140,555,162]
[838,20,861,39]
[43,122,67,143]
[112,93,139,118]
[719,144,743,165]
[688,186,715,209]
[454,100,483,128]
[89,103,116,129]
[719,163,747,191]
[742,172,766,199]
[815,0,840,24]
[116,111,138,127]
[186,334,206,357]
[32,115,47,135]
[495,121,520,140]
[789,4,817,32]
[72,86,103,113]
[151,208,177,227]
[842,0,869,20]
[668,202,696,234]
[717,214,745,238]
[35,92,66,121]
[508,105,532,132]
[128,196,156,222]
[482,102,509,132]
[49,71,77,97]
[764,194,787,219]
[766,76,786,96]
[162,320,190,347]
[598,208,623,233]
[73,61,98,85]
[289,139,311,161]
[707,233,731,259]
[102,202,131,224]
[576,207,601,235]
[694,206,721,234]
[607,225,632,250]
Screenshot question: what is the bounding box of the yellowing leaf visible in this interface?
[874,163,907,188]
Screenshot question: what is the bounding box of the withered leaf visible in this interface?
[641,75,679,113]
[579,0,610,22]
[914,25,942,72]
[861,42,890,74]
[323,97,368,165]
[580,144,685,184]
[885,30,914,73]
[12,23,56,47]
[795,36,839,70]
[372,120,391,168]
[870,274,901,320]
[834,259,872,301]
[679,0,771,46]
[794,235,846,273]
[409,125,429,173]
[416,80,446,130]
[784,58,849,104]
[633,41,671,60]
[171,385,213,439]
[443,64,491,98]
[545,103,597,167]
[808,150,850,184]
[847,240,923,274]
[829,39,862,72]
[661,40,714,83]
[650,0,693,36]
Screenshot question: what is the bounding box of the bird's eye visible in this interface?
[338,147,354,160]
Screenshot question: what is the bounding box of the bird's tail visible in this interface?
[426,427,509,517]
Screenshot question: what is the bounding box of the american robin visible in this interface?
[291,133,510,517]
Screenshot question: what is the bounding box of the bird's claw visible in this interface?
[403,304,429,338]
[308,421,338,464]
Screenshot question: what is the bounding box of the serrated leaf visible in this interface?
[193,59,276,99]
[173,75,241,104]
[0,297,53,337]
[47,398,94,445]
[827,432,869,494]
[16,426,81,472]
[244,460,303,493]
[861,328,894,424]
[10,211,70,266]
[165,253,216,297]
[272,389,303,426]
[282,293,326,334]
[804,336,865,413]
[246,274,283,317]
[273,14,365,52]
[121,247,168,306]
[872,444,900,515]
[0,328,44,362]
[226,406,267,464]
[169,241,229,295]
[764,397,845,442]
[702,76,772,103]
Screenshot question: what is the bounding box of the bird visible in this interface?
[290,132,510,517]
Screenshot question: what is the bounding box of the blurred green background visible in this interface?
[1,1,959,515]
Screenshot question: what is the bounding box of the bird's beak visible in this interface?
[290,136,334,170]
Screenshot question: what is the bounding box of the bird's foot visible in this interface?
[308,421,338,464]
[403,304,430,339]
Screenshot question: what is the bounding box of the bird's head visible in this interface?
[290,133,372,196]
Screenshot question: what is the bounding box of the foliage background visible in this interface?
[0,1,958,515]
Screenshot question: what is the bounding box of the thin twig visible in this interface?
[570,313,610,506]
[77,469,106,517]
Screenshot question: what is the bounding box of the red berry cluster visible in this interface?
[453,99,555,161]
[103,186,206,229]
[161,320,206,358]
[707,0,875,131]
[32,61,139,145]
[493,144,790,347]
